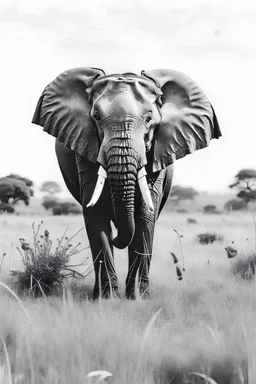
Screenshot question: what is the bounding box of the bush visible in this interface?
[203,204,216,213]
[52,202,82,215]
[203,204,220,214]
[0,203,15,213]
[197,232,224,245]
[187,218,197,224]
[42,196,59,210]
[175,209,188,213]
[231,250,256,280]
[10,222,88,296]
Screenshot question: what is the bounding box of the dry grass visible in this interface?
[231,250,256,280]
[0,211,256,383]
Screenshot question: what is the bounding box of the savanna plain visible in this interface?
[1,202,256,384]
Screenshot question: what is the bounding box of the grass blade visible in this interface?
[0,281,33,325]
[189,372,218,384]
[1,337,12,384]
[136,308,162,372]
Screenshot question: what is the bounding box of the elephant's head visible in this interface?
[32,67,221,249]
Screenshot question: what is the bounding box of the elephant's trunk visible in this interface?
[106,136,138,249]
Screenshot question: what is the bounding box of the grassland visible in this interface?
[0,210,256,383]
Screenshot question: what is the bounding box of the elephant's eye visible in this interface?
[93,110,101,121]
[144,113,152,126]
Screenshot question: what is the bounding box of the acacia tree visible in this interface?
[40,181,61,195]
[169,185,198,203]
[0,203,15,213]
[229,169,256,204]
[224,199,245,212]
[0,175,34,207]
[6,174,33,187]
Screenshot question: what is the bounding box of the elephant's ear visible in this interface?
[141,69,221,172]
[32,67,105,162]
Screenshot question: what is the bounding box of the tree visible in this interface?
[0,176,33,206]
[224,199,246,212]
[40,181,61,195]
[170,185,198,203]
[6,174,33,187]
[229,169,256,204]
[0,203,15,213]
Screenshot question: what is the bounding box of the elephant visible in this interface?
[32,67,221,299]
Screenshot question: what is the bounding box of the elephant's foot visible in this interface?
[139,281,151,300]
[93,282,121,300]
[102,287,122,300]
[125,278,151,300]
[125,288,136,300]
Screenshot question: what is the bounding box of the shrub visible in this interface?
[52,202,82,215]
[203,204,217,214]
[10,222,89,296]
[187,218,197,224]
[203,204,221,214]
[42,196,59,210]
[175,208,188,213]
[231,250,256,280]
[197,232,224,245]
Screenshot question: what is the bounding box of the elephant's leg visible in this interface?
[126,217,155,299]
[126,165,174,299]
[76,154,119,299]
[84,214,119,299]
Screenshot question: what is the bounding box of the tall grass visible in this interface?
[0,212,256,382]
[0,267,254,383]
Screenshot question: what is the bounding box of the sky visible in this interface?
[1,0,256,194]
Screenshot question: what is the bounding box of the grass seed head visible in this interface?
[176,266,183,280]
[225,246,238,259]
[21,242,30,251]
[170,252,179,264]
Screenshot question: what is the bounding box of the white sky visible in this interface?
[1,0,256,193]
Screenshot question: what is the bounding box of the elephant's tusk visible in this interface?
[86,166,107,208]
[138,167,154,212]
[137,167,147,179]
